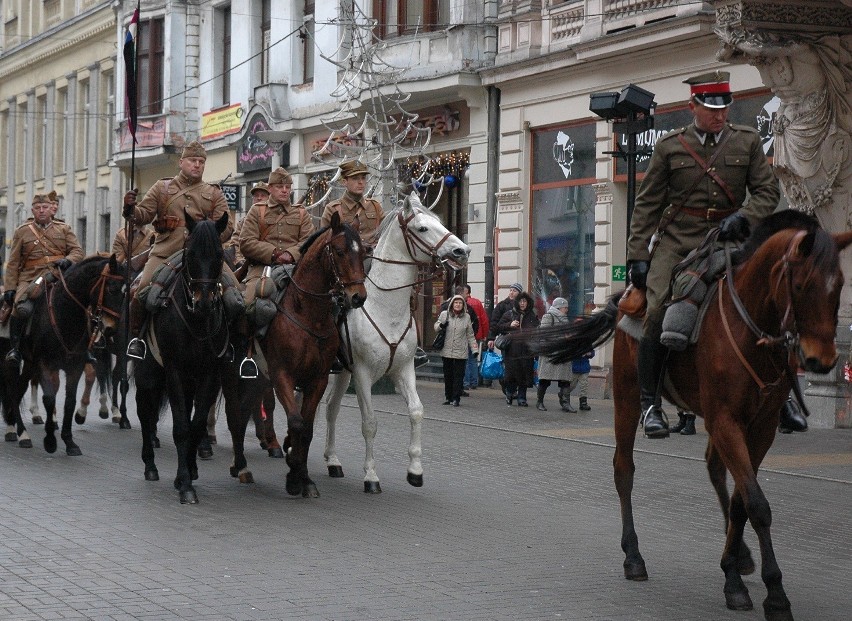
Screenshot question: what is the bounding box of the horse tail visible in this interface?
[523,290,622,364]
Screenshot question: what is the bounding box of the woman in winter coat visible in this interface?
[496,291,539,406]
[434,294,478,406]
[535,297,576,412]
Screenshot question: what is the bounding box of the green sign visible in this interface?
[612,265,627,281]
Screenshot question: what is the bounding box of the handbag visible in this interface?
[432,322,448,350]
[479,349,504,380]
[494,333,511,350]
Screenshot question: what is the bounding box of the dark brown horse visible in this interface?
[525,211,852,621]
[223,212,367,497]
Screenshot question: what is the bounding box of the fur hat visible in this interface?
[509,282,523,293]
[180,140,207,159]
[339,160,369,178]
[250,182,269,196]
[32,194,51,205]
[268,167,292,185]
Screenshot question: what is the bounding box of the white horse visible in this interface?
[322,192,470,493]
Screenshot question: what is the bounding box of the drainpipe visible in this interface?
[484,85,500,318]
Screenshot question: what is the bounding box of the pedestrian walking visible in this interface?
[496,291,539,407]
[434,294,478,407]
[572,348,594,411]
[488,282,523,396]
[464,284,490,391]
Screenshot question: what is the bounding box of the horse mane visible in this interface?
[299,221,360,257]
[375,195,442,241]
[732,210,820,264]
[186,218,224,259]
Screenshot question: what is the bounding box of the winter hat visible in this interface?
[509,282,523,293]
[551,297,569,309]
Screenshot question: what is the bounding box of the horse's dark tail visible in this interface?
[521,291,623,364]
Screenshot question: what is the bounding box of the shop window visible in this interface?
[137,18,164,116]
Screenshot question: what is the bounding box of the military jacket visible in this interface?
[111,225,154,263]
[127,171,233,263]
[626,122,780,310]
[320,192,385,242]
[4,218,85,297]
[239,197,315,283]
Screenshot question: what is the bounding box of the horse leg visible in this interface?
[275,372,315,497]
[351,367,383,493]
[9,367,32,447]
[29,378,43,425]
[612,332,647,580]
[167,376,198,504]
[225,371,258,483]
[206,403,217,444]
[292,382,324,498]
[96,355,110,419]
[134,363,161,481]
[261,388,283,458]
[61,366,85,455]
[392,366,425,488]
[197,403,215,459]
[712,421,792,621]
[323,370,351,478]
[74,363,96,425]
[706,441,755,575]
[39,367,60,454]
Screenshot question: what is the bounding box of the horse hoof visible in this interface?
[19,438,33,449]
[179,490,199,504]
[119,418,132,430]
[66,445,82,457]
[267,447,284,458]
[145,468,159,481]
[407,472,423,487]
[364,481,382,494]
[302,483,320,498]
[725,590,753,611]
[99,409,109,419]
[198,446,214,460]
[74,413,86,425]
[31,415,43,425]
[328,465,344,478]
[623,560,648,581]
[238,472,254,484]
[5,431,16,442]
[112,415,121,424]
[44,436,57,454]
[763,601,794,621]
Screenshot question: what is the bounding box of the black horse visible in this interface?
[2,255,126,455]
[134,211,231,504]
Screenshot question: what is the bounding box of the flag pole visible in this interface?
[120,1,141,418]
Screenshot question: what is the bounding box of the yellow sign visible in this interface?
[201,104,243,141]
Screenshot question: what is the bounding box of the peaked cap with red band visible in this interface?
[684,71,733,109]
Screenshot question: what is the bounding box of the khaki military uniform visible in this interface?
[4,217,85,313]
[126,170,234,292]
[239,196,314,304]
[627,122,780,325]
[226,217,244,265]
[320,192,385,244]
[111,225,154,263]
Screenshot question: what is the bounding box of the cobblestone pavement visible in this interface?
[1,381,849,621]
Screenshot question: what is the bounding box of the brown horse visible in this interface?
[524,211,852,621]
[223,212,367,497]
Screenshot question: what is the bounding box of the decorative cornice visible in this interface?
[714,1,852,35]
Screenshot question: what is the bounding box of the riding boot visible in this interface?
[638,337,669,438]
[779,397,808,433]
[579,396,591,411]
[5,315,24,364]
[680,414,696,435]
[126,296,148,360]
[669,411,687,433]
[237,316,258,379]
[536,384,547,411]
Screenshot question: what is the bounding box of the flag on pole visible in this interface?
[123,4,140,144]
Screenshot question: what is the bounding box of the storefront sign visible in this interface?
[238,114,277,173]
[201,103,243,141]
[220,183,240,212]
[532,122,596,185]
[118,116,167,151]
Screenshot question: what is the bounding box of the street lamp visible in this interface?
[255,130,294,169]
[589,84,656,236]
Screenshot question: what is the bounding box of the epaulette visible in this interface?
[728,123,759,134]
[657,126,688,142]
[16,219,34,230]
[52,218,66,223]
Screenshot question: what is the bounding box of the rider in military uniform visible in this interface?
[3,194,85,363]
[229,181,270,269]
[320,160,385,247]
[122,140,234,359]
[626,71,790,438]
[111,223,154,264]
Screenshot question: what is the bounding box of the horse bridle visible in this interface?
[286,228,365,302]
[181,247,224,314]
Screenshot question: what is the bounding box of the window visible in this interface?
[77,79,90,168]
[0,110,7,186]
[35,95,46,179]
[15,102,25,184]
[55,87,67,173]
[260,0,271,84]
[137,18,164,116]
[218,5,232,106]
[301,1,315,84]
[372,0,449,38]
[99,71,114,162]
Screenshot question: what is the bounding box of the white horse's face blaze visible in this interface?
[404,194,470,268]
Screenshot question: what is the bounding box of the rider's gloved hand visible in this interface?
[272,249,295,265]
[54,258,72,271]
[122,189,138,218]
[3,290,15,305]
[627,260,649,290]
[717,212,750,242]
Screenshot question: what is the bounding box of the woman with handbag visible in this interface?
[434,294,478,406]
[496,291,539,406]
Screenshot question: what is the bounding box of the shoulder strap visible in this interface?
[676,132,737,205]
[27,223,65,256]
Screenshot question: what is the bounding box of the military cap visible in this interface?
[180,140,207,159]
[32,194,51,205]
[250,181,270,196]
[684,71,732,109]
[339,160,369,178]
[268,167,292,185]
[47,190,59,204]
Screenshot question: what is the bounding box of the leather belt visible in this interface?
[24,254,63,268]
[680,206,737,222]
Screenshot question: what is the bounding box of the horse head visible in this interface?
[182,210,227,315]
[379,192,470,268]
[326,211,367,310]
[96,254,128,335]
[766,224,852,373]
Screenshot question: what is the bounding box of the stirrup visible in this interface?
[640,405,670,438]
[5,348,22,364]
[126,337,147,361]
[239,356,259,379]
[414,347,429,368]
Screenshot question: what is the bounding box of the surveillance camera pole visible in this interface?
[607,110,654,245]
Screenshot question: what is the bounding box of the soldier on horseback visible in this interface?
[122,141,235,360]
[4,194,85,364]
[626,72,800,438]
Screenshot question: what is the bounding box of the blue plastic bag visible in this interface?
[480,349,504,380]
